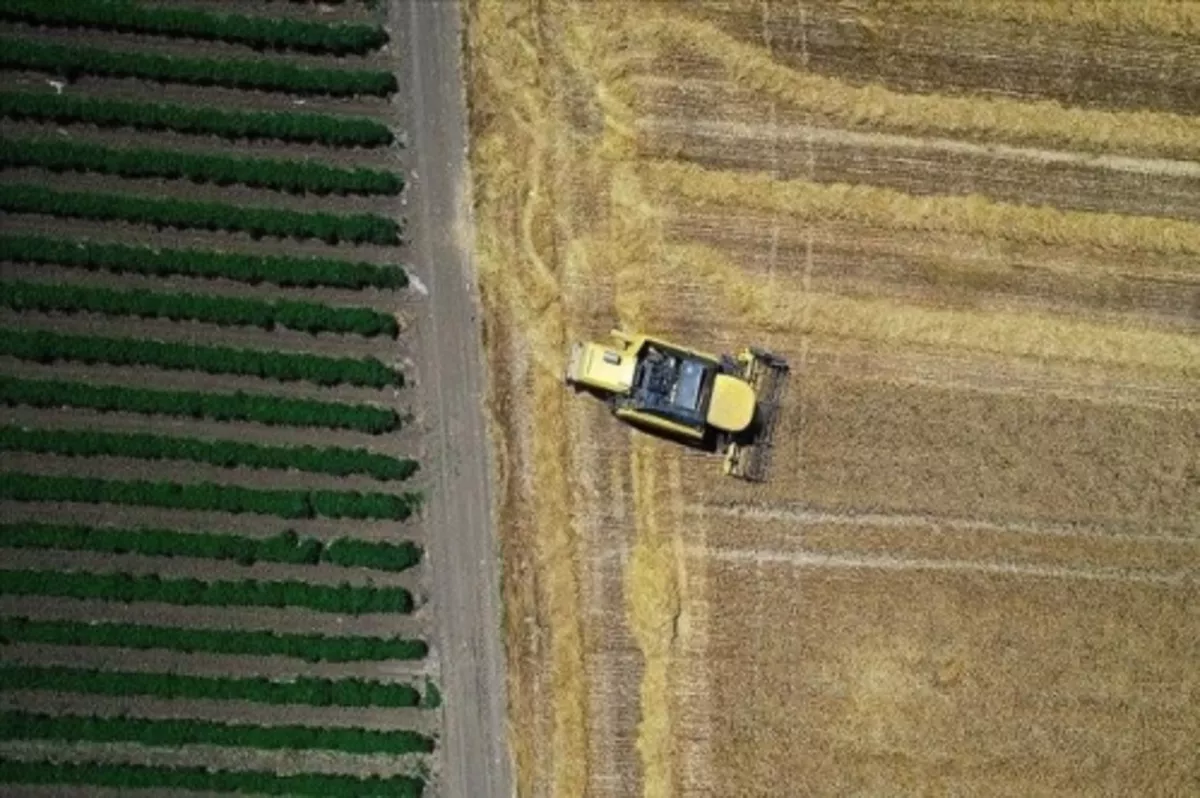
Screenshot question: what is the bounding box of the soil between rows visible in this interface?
[0,119,405,171]
[0,739,426,780]
[0,214,411,268]
[3,643,432,683]
[0,595,429,639]
[0,167,404,219]
[0,262,421,318]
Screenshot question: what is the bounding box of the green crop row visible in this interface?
[0,664,421,708]
[0,473,423,520]
[0,329,402,388]
[0,426,417,481]
[0,279,399,337]
[0,759,424,798]
[322,537,424,571]
[0,569,414,615]
[0,523,423,572]
[0,233,408,289]
[0,184,401,244]
[0,136,403,195]
[257,0,379,5]
[0,37,397,97]
[0,0,389,56]
[1,523,422,570]
[0,91,395,147]
[0,616,428,662]
[0,710,435,754]
[0,376,402,434]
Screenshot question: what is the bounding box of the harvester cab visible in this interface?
[565,330,789,481]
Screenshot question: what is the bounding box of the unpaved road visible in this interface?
[392,1,513,796]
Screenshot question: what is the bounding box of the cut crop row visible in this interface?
[0,328,402,387]
[0,523,423,572]
[0,426,418,481]
[0,473,423,520]
[0,37,397,97]
[0,759,424,798]
[0,569,414,615]
[1,522,421,570]
[0,0,389,56]
[0,184,402,244]
[0,616,428,662]
[0,136,404,195]
[0,664,421,708]
[0,710,436,754]
[0,233,409,289]
[0,279,400,337]
[0,376,403,434]
[0,91,395,147]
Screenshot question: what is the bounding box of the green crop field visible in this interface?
[0,0,438,794]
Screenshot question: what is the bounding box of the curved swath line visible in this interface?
[697,547,1193,587]
[693,503,1200,546]
[628,14,1200,161]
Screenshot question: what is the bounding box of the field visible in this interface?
[0,1,489,795]
[464,1,1200,796]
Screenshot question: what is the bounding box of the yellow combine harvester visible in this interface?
[565,330,788,481]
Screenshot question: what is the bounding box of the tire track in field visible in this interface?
[692,503,1200,546]
[876,0,1200,39]
[697,546,1194,587]
[640,116,1200,181]
[638,115,1200,222]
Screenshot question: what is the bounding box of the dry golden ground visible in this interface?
[464,1,1200,796]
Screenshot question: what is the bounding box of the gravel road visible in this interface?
[392,2,514,796]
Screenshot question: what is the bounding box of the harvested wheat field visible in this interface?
[465,1,1200,796]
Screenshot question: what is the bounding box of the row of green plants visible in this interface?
[0,184,401,245]
[0,616,428,662]
[0,523,423,571]
[0,37,397,97]
[0,376,403,434]
[0,569,414,615]
[1,279,400,337]
[0,91,395,147]
[0,664,422,708]
[0,0,389,56]
[0,759,424,798]
[0,136,404,195]
[0,233,408,289]
[0,329,402,388]
[0,426,417,480]
[0,711,436,754]
[0,473,423,520]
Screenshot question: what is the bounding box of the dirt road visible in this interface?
[392,1,513,796]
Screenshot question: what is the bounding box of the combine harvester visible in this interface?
[565,330,788,481]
